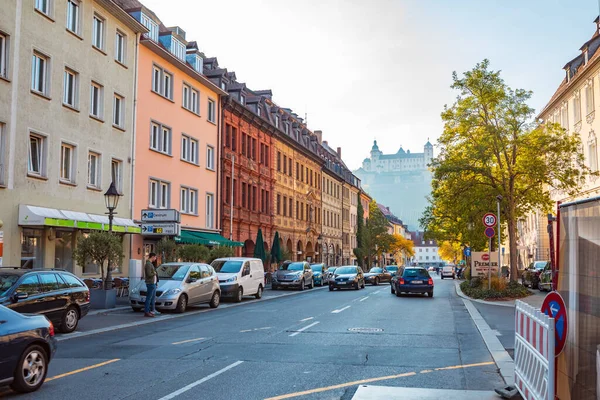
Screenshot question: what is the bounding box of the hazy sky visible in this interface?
[141,0,599,170]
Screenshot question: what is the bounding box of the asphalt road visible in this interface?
[2,276,504,400]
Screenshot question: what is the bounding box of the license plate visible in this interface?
[412,280,423,284]
[140,296,146,302]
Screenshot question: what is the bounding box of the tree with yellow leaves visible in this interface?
[390,234,415,266]
[438,241,463,264]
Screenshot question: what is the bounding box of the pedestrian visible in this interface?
[144,253,157,318]
[151,258,161,316]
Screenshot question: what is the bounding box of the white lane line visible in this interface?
[240,327,271,333]
[289,321,320,337]
[359,296,369,302]
[172,337,205,345]
[300,317,314,322]
[331,306,351,314]
[373,289,384,294]
[157,361,244,400]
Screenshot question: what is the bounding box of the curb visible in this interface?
[87,306,131,316]
[454,281,515,308]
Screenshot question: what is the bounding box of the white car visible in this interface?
[211,258,265,302]
[441,265,455,279]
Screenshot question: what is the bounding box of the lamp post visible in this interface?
[496,195,503,278]
[104,181,122,290]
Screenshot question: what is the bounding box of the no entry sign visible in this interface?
[541,291,568,356]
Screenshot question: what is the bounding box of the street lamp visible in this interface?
[104,181,122,289]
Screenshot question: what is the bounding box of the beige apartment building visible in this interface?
[321,168,343,266]
[0,0,145,273]
[341,183,352,265]
[349,184,359,265]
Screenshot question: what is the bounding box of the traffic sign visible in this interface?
[464,247,471,257]
[141,209,181,223]
[541,291,568,356]
[141,223,181,236]
[484,227,495,238]
[483,213,497,228]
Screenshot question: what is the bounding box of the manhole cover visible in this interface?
[348,327,383,333]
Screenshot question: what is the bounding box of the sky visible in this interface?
[140,0,600,170]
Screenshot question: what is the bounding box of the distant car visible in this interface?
[130,262,220,312]
[310,264,326,286]
[363,267,392,286]
[521,261,550,289]
[272,261,314,290]
[441,265,455,279]
[324,267,338,284]
[212,258,265,302]
[0,304,57,393]
[538,262,552,291]
[386,266,399,277]
[0,267,90,333]
[329,266,365,291]
[391,267,434,297]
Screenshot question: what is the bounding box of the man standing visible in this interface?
[144,253,157,318]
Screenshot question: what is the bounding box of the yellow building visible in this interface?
[349,185,360,265]
[321,169,342,266]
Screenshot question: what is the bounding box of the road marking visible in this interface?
[300,317,314,322]
[289,321,320,337]
[240,327,272,333]
[264,361,496,400]
[359,296,369,302]
[172,337,205,345]
[331,306,351,314]
[46,359,120,382]
[157,361,244,400]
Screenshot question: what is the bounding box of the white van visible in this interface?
[441,265,455,279]
[211,258,265,302]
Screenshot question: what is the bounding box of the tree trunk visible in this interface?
[507,205,519,283]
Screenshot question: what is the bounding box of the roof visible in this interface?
[380,153,424,160]
[371,140,380,151]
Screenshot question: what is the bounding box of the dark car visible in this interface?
[324,267,338,284]
[0,268,90,333]
[310,264,326,286]
[386,265,399,277]
[391,267,434,297]
[329,266,365,291]
[363,267,392,286]
[272,261,314,290]
[0,304,57,393]
[521,261,549,289]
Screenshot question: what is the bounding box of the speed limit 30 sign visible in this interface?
[483,213,497,228]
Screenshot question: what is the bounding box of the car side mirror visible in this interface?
[12,292,28,302]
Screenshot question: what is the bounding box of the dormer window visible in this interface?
[275,115,280,129]
[171,37,186,61]
[141,13,159,42]
[284,123,289,134]
[257,106,262,117]
[220,81,226,91]
[193,55,203,73]
[585,49,589,64]
[240,95,246,105]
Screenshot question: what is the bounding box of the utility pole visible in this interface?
[497,195,502,278]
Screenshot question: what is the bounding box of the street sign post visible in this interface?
[483,213,497,228]
[483,227,495,289]
[463,247,471,257]
[541,291,568,356]
[141,223,181,236]
[141,209,181,223]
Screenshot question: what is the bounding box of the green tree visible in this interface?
[353,196,365,267]
[74,232,124,289]
[208,246,234,263]
[156,237,177,263]
[426,60,592,281]
[363,201,392,267]
[177,244,210,262]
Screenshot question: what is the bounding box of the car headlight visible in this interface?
[163,288,181,296]
[225,276,237,283]
[294,274,302,281]
[130,287,139,295]
[271,275,278,281]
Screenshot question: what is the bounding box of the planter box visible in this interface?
[90,288,117,309]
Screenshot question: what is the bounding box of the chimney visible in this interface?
[323,140,328,147]
[337,147,342,158]
[314,130,323,144]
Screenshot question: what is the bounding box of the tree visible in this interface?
[177,245,210,262]
[438,241,463,264]
[353,197,365,268]
[208,246,234,263]
[74,232,124,289]
[426,60,592,281]
[361,201,392,267]
[156,237,177,263]
[390,234,415,266]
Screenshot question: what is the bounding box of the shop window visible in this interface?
[21,228,44,269]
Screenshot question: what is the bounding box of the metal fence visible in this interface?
[514,300,555,400]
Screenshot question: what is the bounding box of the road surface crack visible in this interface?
[363,353,369,365]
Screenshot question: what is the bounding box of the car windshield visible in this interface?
[0,274,19,297]
[336,267,357,274]
[369,268,383,273]
[211,260,243,273]
[327,267,337,272]
[403,269,429,278]
[387,267,399,273]
[311,265,323,273]
[157,265,190,281]
[280,262,304,271]
[533,262,547,270]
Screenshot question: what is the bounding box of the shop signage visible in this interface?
[141,223,181,236]
[470,252,499,277]
[141,209,180,223]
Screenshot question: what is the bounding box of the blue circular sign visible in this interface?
[541,291,568,356]
[484,227,495,238]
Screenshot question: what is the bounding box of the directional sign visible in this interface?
[141,209,180,223]
[141,223,181,236]
[541,291,568,356]
[484,227,495,238]
[464,247,471,257]
[483,213,497,228]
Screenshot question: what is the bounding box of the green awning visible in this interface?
[175,230,243,247]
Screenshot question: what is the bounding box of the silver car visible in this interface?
[130,262,220,313]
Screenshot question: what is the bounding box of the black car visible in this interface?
[329,266,365,291]
[391,266,434,297]
[0,304,57,393]
[363,267,392,285]
[0,268,90,333]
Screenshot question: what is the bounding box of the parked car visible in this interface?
[391,267,434,297]
[538,262,553,291]
[329,266,365,291]
[0,267,90,333]
[0,304,57,393]
[324,267,338,284]
[310,264,326,286]
[521,261,550,289]
[363,267,392,286]
[212,258,265,302]
[130,263,220,312]
[386,265,399,277]
[272,261,314,290]
[440,265,455,279]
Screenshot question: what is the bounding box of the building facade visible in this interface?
[349,184,359,265]
[321,169,342,266]
[411,231,442,269]
[0,0,144,273]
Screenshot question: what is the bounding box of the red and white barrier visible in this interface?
[514,300,555,400]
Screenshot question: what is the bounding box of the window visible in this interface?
[60,142,75,183]
[149,179,170,208]
[289,159,292,176]
[66,0,80,34]
[180,187,198,214]
[151,65,173,100]
[225,176,231,204]
[257,107,262,117]
[208,99,216,123]
[277,152,281,171]
[586,82,595,115]
[141,13,158,42]
[171,37,186,61]
[589,133,598,172]
[63,68,78,108]
[35,0,51,16]
[231,127,237,151]
[111,158,122,193]
[206,145,215,170]
[288,198,292,217]
[284,123,289,134]
[183,84,200,114]
[60,273,84,288]
[275,115,280,129]
[225,124,231,148]
[87,151,100,188]
[181,134,198,164]
[28,134,45,176]
[0,123,4,185]
[251,138,257,160]
[39,273,59,292]
[206,193,214,229]
[163,72,172,99]
[264,145,269,167]
[17,275,41,296]
[31,52,49,95]
[115,31,126,64]
[252,186,257,211]
[92,14,105,50]
[241,183,247,208]
[0,33,6,78]
[90,82,104,119]
[574,92,582,122]
[277,194,281,214]
[150,122,171,155]
[113,94,124,128]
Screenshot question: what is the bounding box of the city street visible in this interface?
[1,276,504,400]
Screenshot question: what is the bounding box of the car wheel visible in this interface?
[300,280,305,291]
[60,306,79,333]
[361,282,365,289]
[255,285,263,299]
[374,278,379,286]
[309,279,314,289]
[320,280,323,287]
[428,291,434,298]
[329,285,334,291]
[209,291,220,308]
[131,307,143,312]
[235,288,243,303]
[175,294,188,313]
[10,345,48,393]
[395,290,402,297]
[441,276,444,280]
[391,285,396,294]
[271,284,278,290]
[354,282,360,290]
